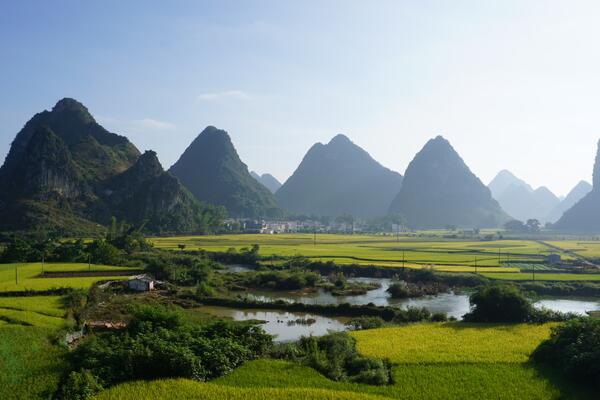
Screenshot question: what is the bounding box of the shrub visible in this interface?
[463,285,533,322]
[59,369,103,400]
[531,317,600,387]
[289,333,391,385]
[66,305,272,390]
[346,317,385,330]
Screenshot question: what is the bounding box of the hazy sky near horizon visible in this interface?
[1,0,600,196]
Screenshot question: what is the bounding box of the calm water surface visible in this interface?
[195,306,348,342]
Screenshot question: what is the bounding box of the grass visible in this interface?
[0,262,132,291]
[152,234,577,268]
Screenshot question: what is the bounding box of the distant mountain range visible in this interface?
[250,171,282,193]
[1,97,598,233]
[0,98,223,234]
[389,136,508,229]
[275,134,403,218]
[169,126,281,219]
[546,181,592,223]
[554,140,600,231]
[487,170,590,223]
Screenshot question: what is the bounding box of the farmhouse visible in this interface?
[127,274,156,291]
[544,254,561,265]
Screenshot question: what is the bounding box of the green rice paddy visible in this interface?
[0,262,133,291]
[152,234,600,281]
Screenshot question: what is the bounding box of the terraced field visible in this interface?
[152,234,568,269]
[0,262,133,291]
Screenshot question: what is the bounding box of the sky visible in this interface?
[1,0,600,197]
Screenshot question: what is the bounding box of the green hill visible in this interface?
[169,126,281,218]
[555,140,600,232]
[275,134,403,218]
[0,98,222,234]
[389,136,508,229]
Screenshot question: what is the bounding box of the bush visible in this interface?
[66,305,272,389]
[286,333,391,385]
[85,240,121,265]
[532,317,600,387]
[59,369,103,400]
[463,285,533,322]
[346,317,385,330]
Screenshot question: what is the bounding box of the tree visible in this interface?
[504,219,526,232]
[532,318,600,388]
[463,285,533,322]
[525,219,541,233]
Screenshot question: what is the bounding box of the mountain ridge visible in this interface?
[275,134,403,218]
[169,126,281,218]
[389,136,508,228]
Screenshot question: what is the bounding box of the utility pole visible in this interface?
[313,228,317,246]
[41,254,45,274]
[15,264,18,285]
[402,250,405,268]
[88,254,91,271]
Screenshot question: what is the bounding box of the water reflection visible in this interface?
[534,299,600,315]
[196,306,348,342]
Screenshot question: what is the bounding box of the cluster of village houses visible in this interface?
[222,218,374,234]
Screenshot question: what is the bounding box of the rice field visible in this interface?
[0,326,67,400]
[0,295,68,399]
[152,234,572,269]
[0,262,132,291]
[215,359,568,400]
[350,322,555,363]
[545,240,600,258]
[95,322,593,399]
[0,295,66,328]
[213,322,591,399]
[94,379,389,400]
[481,272,600,281]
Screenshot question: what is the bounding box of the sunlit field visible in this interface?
[350,322,555,363]
[213,322,589,399]
[0,262,133,291]
[96,322,593,399]
[545,240,600,258]
[152,234,574,269]
[94,379,388,400]
[481,272,600,281]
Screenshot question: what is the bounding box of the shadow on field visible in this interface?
[530,363,595,400]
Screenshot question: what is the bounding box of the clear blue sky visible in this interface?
[1,0,599,196]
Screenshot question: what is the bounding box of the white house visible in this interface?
[127,274,155,291]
